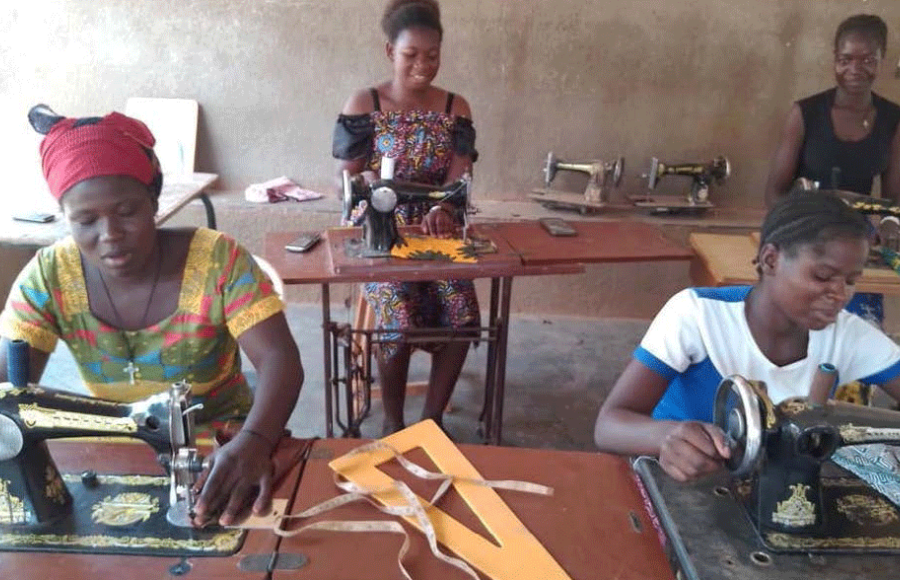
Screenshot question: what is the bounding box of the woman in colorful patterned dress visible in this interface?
[0,105,304,527]
[333,0,479,435]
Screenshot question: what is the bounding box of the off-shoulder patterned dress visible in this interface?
[332,89,480,359]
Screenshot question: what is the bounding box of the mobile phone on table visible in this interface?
[13,212,56,224]
[539,217,577,236]
[285,231,322,253]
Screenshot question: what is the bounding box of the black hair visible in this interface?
[381,0,442,42]
[758,191,869,270]
[834,14,888,54]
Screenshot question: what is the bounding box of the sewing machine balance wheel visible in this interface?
[543,151,559,187]
[611,156,624,186]
[713,375,764,477]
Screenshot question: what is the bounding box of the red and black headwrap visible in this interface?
[29,104,163,201]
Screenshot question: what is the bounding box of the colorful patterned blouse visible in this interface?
[0,228,283,422]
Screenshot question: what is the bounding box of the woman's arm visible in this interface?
[764,104,805,207]
[594,358,730,481]
[880,121,900,204]
[0,337,50,384]
[423,94,474,237]
[192,312,303,526]
[444,94,474,183]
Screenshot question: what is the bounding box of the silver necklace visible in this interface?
[96,247,163,385]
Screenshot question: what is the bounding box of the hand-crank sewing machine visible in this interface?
[631,155,730,213]
[635,374,900,580]
[341,169,472,257]
[528,152,624,213]
[0,340,243,557]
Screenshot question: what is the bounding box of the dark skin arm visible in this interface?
[0,338,51,383]
[191,311,303,526]
[422,95,474,238]
[764,104,805,208]
[881,121,900,204]
[594,358,730,482]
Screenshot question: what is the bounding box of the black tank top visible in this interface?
[795,88,900,195]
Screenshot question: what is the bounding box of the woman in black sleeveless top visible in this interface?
[765,14,900,206]
[764,14,900,329]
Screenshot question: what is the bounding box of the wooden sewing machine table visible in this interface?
[689,232,900,295]
[274,437,673,580]
[0,172,219,247]
[0,438,309,579]
[264,220,693,444]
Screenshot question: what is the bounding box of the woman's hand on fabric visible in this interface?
[658,421,731,482]
[191,430,276,527]
[422,206,454,238]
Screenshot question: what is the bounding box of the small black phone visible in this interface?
[13,212,56,224]
[539,217,577,236]
[285,231,322,253]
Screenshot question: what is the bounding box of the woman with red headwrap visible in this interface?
[0,105,304,527]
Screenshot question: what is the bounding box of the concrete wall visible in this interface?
[3,0,900,323]
[4,0,900,204]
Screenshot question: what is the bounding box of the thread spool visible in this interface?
[380,156,396,180]
[7,339,30,388]
[808,362,837,405]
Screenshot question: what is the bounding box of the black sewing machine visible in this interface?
[341,170,471,257]
[632,155,730,214]
[635,374,900,580]
[529,151,624,214]
[0,340,242,556]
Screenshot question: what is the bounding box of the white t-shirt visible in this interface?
[636,286,900,422]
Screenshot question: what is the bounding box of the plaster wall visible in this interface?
[3,1,900,324]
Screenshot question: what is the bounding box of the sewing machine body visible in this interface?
[633,155,730,213]
[341,171,471,257]
[714,375,900,542]
[635,374,900,579]
[529,151,624,214]
[0,380,203,529]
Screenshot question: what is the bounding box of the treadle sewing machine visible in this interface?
[529,151,624,214]
[341,169,472,257]
[632,155,730,214]
[0,340,244,556]
[635,374,900,580]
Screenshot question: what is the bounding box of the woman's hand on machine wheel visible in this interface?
[658,421,731,482]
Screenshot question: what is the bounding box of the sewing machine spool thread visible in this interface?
[7,339,29,388]
[808,363,837,405]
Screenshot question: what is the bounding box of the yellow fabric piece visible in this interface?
[390,235,477,263]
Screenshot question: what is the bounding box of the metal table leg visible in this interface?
[321,284,333,437]
[479,278,500,442]
[491,276,513,445]
[199,192,217,230]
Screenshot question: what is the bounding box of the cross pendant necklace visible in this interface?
[123,360,140,385]
[96,240,163,385]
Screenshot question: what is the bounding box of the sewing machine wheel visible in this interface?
[713,375,764,477]
[341,169,354,223]
[713,156,731,181]
[611,156,624,186]
[543,151,559,186]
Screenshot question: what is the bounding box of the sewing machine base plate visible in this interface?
[529,190,610,214]
[629,195,712,215]
[0,472,244,557]
[634,457,900,580]
[344,238,392,259]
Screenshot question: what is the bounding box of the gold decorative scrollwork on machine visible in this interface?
[17,403,137,433]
